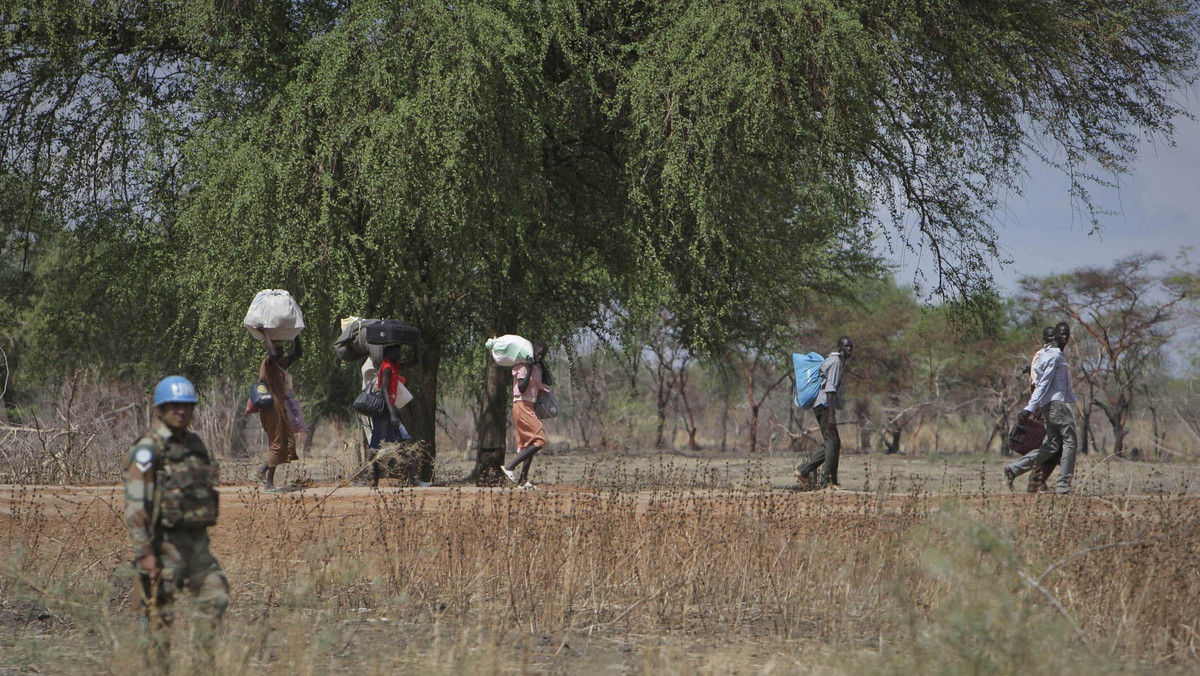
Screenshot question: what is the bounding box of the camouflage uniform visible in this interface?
[125,423,228,665]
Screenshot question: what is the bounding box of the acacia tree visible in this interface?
[674,355,702,452]
[1019,253,1199,457]
[641,314,693,450]
[4,0,1199,473]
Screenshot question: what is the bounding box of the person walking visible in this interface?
[1004,322,1078,495]
[367,344,422,486]
[502,342,552,486]
[1015,326,1059,493]
[349,355,380,486]
[796,336,852,490]
[255,332,302,491]
[126,376,228,670]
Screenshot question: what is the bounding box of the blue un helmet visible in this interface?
[154,376,198,406]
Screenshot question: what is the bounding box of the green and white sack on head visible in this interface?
[244,289,305,341]
[486,335,533,366]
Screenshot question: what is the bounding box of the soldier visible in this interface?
[126,376,228,669]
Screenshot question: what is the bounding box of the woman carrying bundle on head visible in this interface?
[243,289,306,493]
[503,342,553,486]
[256,333,302,492]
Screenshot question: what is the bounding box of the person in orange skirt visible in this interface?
[502,342,551,485]
[256,333,301,491]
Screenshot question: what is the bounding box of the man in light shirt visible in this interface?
[1016,326,1058,493]
[1004,322,1078,495]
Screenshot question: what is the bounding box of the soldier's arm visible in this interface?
[124,442,158,571]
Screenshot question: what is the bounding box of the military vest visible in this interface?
[145,430,220,529]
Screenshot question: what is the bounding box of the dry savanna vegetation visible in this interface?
[5,1,1200,673]
[3,451,1200,675]
[3,372,1200,674]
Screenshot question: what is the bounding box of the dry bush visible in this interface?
[3,477,1199,674]
[0,372,276,485]
[0,369,147,484]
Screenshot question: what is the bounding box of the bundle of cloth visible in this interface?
[243,289,305,341]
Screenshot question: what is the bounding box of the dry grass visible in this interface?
[3,375,1199,673]
[3,473,1199,674]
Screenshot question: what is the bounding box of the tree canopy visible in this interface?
[3,0,1198,459]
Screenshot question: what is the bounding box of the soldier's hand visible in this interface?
[1016,409,1031,423]
[138,554,159,574]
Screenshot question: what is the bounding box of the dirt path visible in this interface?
[4,481,1194,529]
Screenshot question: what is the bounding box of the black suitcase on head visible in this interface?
[363,319,421,367]
[363,319,420,346]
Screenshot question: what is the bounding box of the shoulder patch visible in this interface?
[128,433,160,462]
[133,448,154,473]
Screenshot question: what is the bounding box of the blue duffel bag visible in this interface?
[792,352,824,409]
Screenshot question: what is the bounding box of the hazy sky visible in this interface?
[888,91,1200,296]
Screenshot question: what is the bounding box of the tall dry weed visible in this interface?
[2,478,1199,673]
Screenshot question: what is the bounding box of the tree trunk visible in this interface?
[985,417,1003,456]
[407,337,442,483]
[472,357,510,486]
[678,372,700,451]
[720,399,729,453]
[749,404,760,454]
[1101,402,1128,458]
[654,384,668,449]
[1079,402,1093,455]
[1148,404,1164,459]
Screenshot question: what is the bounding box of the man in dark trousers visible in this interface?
[796,336,852,490]
[1004,322,1079,495]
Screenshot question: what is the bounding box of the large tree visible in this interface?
[4,0,1198,472]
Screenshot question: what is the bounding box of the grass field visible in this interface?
[2,450,1199,674]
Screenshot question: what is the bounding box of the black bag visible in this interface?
[534,390,559,420]
[363,319,420,367]
[249,381,274,410]
[352,386,387,417]
[1009,416,1046,455]
[363,319,420,346]
[334,318,376,362]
